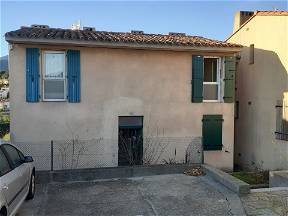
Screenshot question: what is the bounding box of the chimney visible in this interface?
[233,11,254,32]
[83,27,95,31]
[131,30,144,34]
[168,32,186,36]
[31,24,49,29]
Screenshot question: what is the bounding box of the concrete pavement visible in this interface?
[18,174,246,216]
[241,188,288,216]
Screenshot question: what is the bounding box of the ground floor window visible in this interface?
[202,115,223,150]
[275,100,288,141]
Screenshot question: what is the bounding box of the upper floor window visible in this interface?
[42,51,66,101]
[203,57,221,102]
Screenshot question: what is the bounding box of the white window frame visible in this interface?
[203,56,221,102]
[42,50,66,102]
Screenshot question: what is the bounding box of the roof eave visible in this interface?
[5,37,242,53]
[226,13,257,41]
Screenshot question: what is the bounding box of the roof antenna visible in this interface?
[71,20,81,30]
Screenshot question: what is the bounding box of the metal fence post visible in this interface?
[201,137,204,164]
[51,140,54,171]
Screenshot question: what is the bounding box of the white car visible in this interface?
[0,143,35,216]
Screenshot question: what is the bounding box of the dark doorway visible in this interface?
[118,116,143,166]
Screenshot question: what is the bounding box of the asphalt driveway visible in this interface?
[17,174,246,216]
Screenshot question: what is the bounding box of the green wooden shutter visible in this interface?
[224,56,236,103]
[192,55,203,103]
[26,48,39,102]
[67,50,81,103]
[202,115,223,151]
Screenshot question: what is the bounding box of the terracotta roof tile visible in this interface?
[5,27,242,48]
[256,11,288,15]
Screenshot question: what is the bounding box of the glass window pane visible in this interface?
[3,144,21,168]
[44,80,65,100]
[203,84,218,100]
[119,117,143,128]
[0,149,11,176]
[44,52,65,78]
[213,60,217,81]
[204,58,217,82]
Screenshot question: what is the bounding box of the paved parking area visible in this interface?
[17,174,245,216]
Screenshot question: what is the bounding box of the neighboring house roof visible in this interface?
[5,27,242,51]
[226,10,288,41]
[256,11,288,15]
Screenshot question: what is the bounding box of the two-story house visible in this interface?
[5,25,241,170]
[227,11,288,170]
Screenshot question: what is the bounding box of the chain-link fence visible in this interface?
[52,138,118,170]
[13,136,203,171]
[14,141,51,170]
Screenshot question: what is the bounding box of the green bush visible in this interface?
[0,113,10,138]
[0,114,9,124]
[2,133,10,141]
[232,171,269,185]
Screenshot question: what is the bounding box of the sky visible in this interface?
[0,0,287,56]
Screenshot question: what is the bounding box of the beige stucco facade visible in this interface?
[227,14,288,170]
[9,44,235,170]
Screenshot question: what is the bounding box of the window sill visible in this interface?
[204,146,222,151]
[42,99,67,102]
[203,100,221,103]
[275,132,288,141]
[204,149,222,151]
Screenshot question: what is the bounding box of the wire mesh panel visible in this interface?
[185,137,203,164]
[11,136,203,171]
[13,141,51,170]
[143,136,203,165]
[53,138,118,170]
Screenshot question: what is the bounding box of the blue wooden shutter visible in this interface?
[67,50,80,103]
[192,55,203,103]
[26,48,39,102]
[202,115,223,151]
[224,56,236,103]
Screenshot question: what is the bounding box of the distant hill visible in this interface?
[0,55,8,73]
